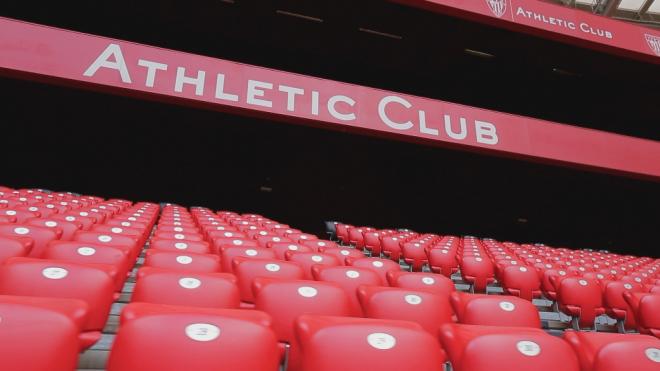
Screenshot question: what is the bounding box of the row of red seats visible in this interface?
[336,223,659,334]
[116,209,652,370]
[0,187,161,370]
[106,302,660,371]
[119,207,505,369]
[5,296,658,371]
[1,187,658,370]
[116,209,659,370]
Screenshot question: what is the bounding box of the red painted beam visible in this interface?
[391,0,660,64]
[1,17,659,180]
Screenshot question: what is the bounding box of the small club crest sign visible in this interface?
[644,34,660,56]
[486,0,507,18]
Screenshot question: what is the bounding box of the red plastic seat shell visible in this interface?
[0,235,32,263]
[386,271,456,298]
[293,315,446,371]
[563,330,660,371]
[311,265,383,316]
[358,285,454,336]
[253,278,354,342]
[0,223,61,258]
[107,303,280,371]
[143,250,221,273]
[0,296,82,371]
[131,267,240,309]
[450,292,541,328]
[440,324,580,371]
[232,257,306,302]
[0,257,115,331]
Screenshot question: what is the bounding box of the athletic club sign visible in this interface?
[395,0,660,62]
[514,5,613,39]
[1,17,660,179]
[82,43,501,145]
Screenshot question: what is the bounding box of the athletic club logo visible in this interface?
[486,0,507,18]
[644,34,660,56]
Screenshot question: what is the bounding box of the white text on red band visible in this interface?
[515,6,613,39]
[83,43,499,145]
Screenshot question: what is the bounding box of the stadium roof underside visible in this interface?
[560,0,660,29]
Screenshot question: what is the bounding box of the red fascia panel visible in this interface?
[0,17,659,181]
[392,0,660,64]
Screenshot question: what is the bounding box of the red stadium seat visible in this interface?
[0,295,82,371]
[157,224,202,234]
[363,231,384,256]
[358,285,453,336]
[132,267,240,309]
[54,214,95,230]
[72,210,106,224]
[287,232,318,243]
[0,235,32,263]
[153,231,204,242]
[348,227,367,249]
[25,218,80,240]
[0,294,100,348]
[401,241,428,271]
[212,237,259,254]
[206,228,248,241]
[541,268,574,301]
[556,277,605,329]
[440,324,580,371]
[253,278,353,343]
[245,229,273,240]
[500,265,542,301]
[18,205,57,218]
[0,208,39,223]
[345,257,402,285]
[380,236,404,262]
[426,247,459,277]
[459,256,495,293]
[317,246,366,263]
[0,257,115,338]
[292,315,445,371]
[563,330,660,371]
[386,271,456,298]
[232,257,306,302]
[450,292,541,328]
[75,231,139,259]
[92,224,147,245]
[43,241,132,291]
[219,246,276,272]
[624,292,660,338]
[255,234,292,248]
[301,239,339,251]
[311,265,383,315]
[0,214,17,223]
[149,238,211,254]
[0,223,61,258]
[292,315,446,371]
[143,250,221,273]
[105,218,147,231]
[270,242,313,260]
[107,303,280,371]
[335,223,351,245]
[285,251,341,279]
[603,281,644,330]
